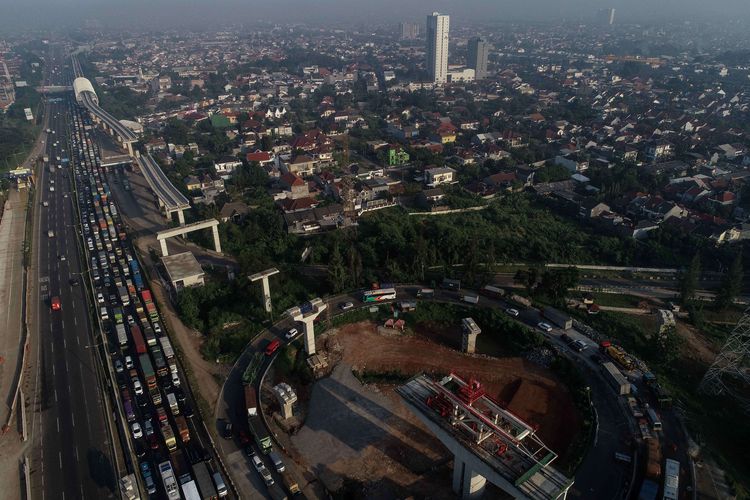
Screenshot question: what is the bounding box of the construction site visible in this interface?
[259,320,581,499]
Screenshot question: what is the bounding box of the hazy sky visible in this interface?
[1,0,749,30]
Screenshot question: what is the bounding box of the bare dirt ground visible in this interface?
[288,321,581,497]
[675,321,718,366]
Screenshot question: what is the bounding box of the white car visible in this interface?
[97,292,105,304]
[132,422,143,439]
[125,355,134,369]
[42,201,49,207]
[133,379,144,395]
[153,322,162,334]
[505,308,519,317]
[537,322,553,333]
[285,328,298,340]
[339,301,354,311]
[171,372,180,387]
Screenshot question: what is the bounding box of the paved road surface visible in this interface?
[28,97,117,500]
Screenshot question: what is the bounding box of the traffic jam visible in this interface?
[62,98,229,499]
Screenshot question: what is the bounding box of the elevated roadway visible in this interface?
[136,153,190,218]
[71,55,190,221]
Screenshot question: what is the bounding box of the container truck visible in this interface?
[174,415,190,443]
[116,323,128,347]
[192,461,218,500]
[167,393,179,416]
[151,345,168,377]
[244,385,258,417]
[161,423,177,451]
[139,354,157,389]
[480,285,505,299]
[131,325,147,354]
[158,461,181,500]
[144,325,157,346]
[248,414,273,454]
[281,471,301,496]
[462,293,480,304]
[542,306,573,330]
[150,387,162,405]
[601,362,630,395]
[118,286,130,306]
[141,289,159,321]
[180,479,201,500]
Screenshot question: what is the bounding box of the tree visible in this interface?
[680,253,701,305]
[538,267,579,305]
[514,267,539,296]
[327,244,348,292]
[715,251,743,309]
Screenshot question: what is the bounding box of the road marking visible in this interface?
[63,338,66,349]
[52,364,55,376]
[76,335,80,346]
[73,316,77,326]
[58,452,62,469]
[71,412,75,428]
[56,418,59,432]
[54,389,58,402]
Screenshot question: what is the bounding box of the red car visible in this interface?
[265,339,281,356]
[51,296,61,311]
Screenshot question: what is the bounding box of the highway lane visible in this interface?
[33,97,117,500]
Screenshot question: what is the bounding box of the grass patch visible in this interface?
[352,369,413,385]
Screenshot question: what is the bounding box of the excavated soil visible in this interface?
[291,321,581,497]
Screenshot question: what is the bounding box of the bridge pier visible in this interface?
[160,238,169,257]
[177,209,186,236]
[211,224,221,253]
[452,457,487,499]
[287,298,327,355]
[249,268,280,314]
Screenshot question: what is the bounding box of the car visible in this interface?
[147,433,159,450]
[42,201,49,207]
[571,340,589,353]
[58,254,66,261]
[285,328,298,340]
[537,322,553,333]
[156,407,168,423]
[114,359,124,373]
[222,422,233,439]
[505,308,519,317]
[49,186,54,192]
[50,296,61,311]
[127,315,135,325]
[560,333,572,344]
[68,277,80,286]
[244,446,256,459]
[251,456,265,473]
[153,322,162,334]
[131,422,143,439]
[181,403,194,418]
[133,379,144,395]
[47,230,54,238]
[339,301,354,311]
[124,355,134,369]
[96,292,105,304]
[171,372,180,387]
[175,388,187,403]
[144,419,154,436]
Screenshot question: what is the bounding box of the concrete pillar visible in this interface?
[177,210,187,237]
[211,225,222,254]
[462,466,487,499]
[453,457,465,493]
[452,456,487,499]
[301,316,318,356]
[159,238,169,257]
[462,331,479,354]
[126,142,133,156]
[260,277,272,313]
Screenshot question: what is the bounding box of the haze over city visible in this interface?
[1,0,750,28]
[1,1,750,500]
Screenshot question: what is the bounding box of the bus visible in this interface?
[362,288,397,302]
[646,407,662,432]
[663,459,680,500]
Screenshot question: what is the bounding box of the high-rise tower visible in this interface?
[426,12,449,84]
[468,37,489,80]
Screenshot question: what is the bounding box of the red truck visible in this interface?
[131,324,147,355]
